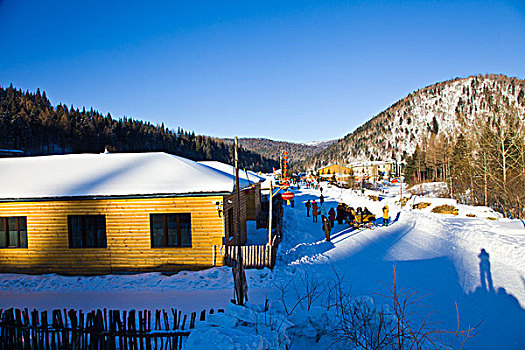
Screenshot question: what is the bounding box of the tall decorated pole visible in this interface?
[282,151,288,180]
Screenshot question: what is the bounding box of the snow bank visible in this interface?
[408,182,448,197]
[0,267,274,293]
[186,302,293,350]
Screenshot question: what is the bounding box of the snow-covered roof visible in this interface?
[348,160,394,167]
[0,152,253,200]
[0,149,24,155]
[198,161,266,184]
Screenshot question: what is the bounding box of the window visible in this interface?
[150,213,191,248]
[68,215,106,248]
[0,217,27,248]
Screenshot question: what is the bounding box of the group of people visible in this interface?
[305,196,335,241]
[303,181,320,189]
[305,197,391,240]
[334,204,389,227]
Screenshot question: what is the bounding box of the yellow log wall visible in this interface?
[0,196,226,275]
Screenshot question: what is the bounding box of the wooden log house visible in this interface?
[198,161,264,221]
[0,152,263,275]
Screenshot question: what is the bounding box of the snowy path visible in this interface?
[272,186,525,349]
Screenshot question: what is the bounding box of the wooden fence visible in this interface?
[221,244,277,269]
[217,193,282,270]
[0,307,223,350]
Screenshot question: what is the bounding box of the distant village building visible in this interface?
[349,161,394,181]
[0,152,264,275]
[316,161,394,181]
[317,164,353,181]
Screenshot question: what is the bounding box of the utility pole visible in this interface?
[233,136,246,306]
[268,181,273,246]
[235,137,241,237]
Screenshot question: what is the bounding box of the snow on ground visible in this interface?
[407,181,449,197]
[1,182,524,349]
[246,220,269,245]
[272,184,525,349]
[0,267,273,313]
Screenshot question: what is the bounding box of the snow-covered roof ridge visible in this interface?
[198,161,266,184]
[0,152,253,200]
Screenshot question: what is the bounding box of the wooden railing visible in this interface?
[0,307,222,350]
[220,244,277,270]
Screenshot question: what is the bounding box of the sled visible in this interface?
[352,213,376,229]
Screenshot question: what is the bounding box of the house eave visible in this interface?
[0,191,232,203]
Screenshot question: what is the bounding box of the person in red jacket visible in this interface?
[312,200,319,223]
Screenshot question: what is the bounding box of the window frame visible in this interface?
[150,213,192,248]
[0,216,27,249]
[67,215,107,249]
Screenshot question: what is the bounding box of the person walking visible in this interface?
[336,203,344,224]
[312,200,319,223]
[328,207,336,229]
[382,205,389,226]
[305,200,311,217]
[319,202,327,222]
[319,194,324,205]
[322,215,331,241]
[319,202,330,240]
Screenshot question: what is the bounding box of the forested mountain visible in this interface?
[303,74,525,218]
[220,137,335,165]
[305,74,525,169]
[0,85,278,171]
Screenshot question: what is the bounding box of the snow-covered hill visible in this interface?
[307,74,525,167]
[220,137,336,164]
[302,140,335,148]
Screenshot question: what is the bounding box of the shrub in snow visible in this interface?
[187,264,480,350]
[328,264,480,349]
[368,195,380,201]
[332,295,398,349]
[412,202,431,210]
[431,204,458,215]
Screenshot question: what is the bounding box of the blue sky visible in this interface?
[1,0,524,143]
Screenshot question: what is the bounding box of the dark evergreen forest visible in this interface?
[0,85,278,172]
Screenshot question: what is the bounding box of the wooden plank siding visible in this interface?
[244,183,261,221]
[222,190,247,246]
[0,195,230,275]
